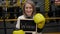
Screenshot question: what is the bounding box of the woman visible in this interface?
[16,0,45,34]
[16,0,36,29]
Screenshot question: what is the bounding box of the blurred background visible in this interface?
[0,0,60,34]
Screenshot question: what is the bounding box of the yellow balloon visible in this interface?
[13,30,19,34]
[33,13,45,24]
[19,30,25,34]
[13,30,25,34]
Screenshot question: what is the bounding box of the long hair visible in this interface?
[22,0,36,18]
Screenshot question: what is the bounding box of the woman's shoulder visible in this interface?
[18,15,25,19]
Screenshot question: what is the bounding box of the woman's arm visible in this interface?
[16,17,20,29]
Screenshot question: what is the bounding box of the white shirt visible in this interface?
[16,15,42,34]
[16,15,27,29]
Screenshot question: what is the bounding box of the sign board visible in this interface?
[20,19,37,32]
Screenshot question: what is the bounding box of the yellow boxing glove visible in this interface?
[37,21,45,29]
[33,13,45,29]
[13,30,25,34]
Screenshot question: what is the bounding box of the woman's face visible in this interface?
[25,3,33,17]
